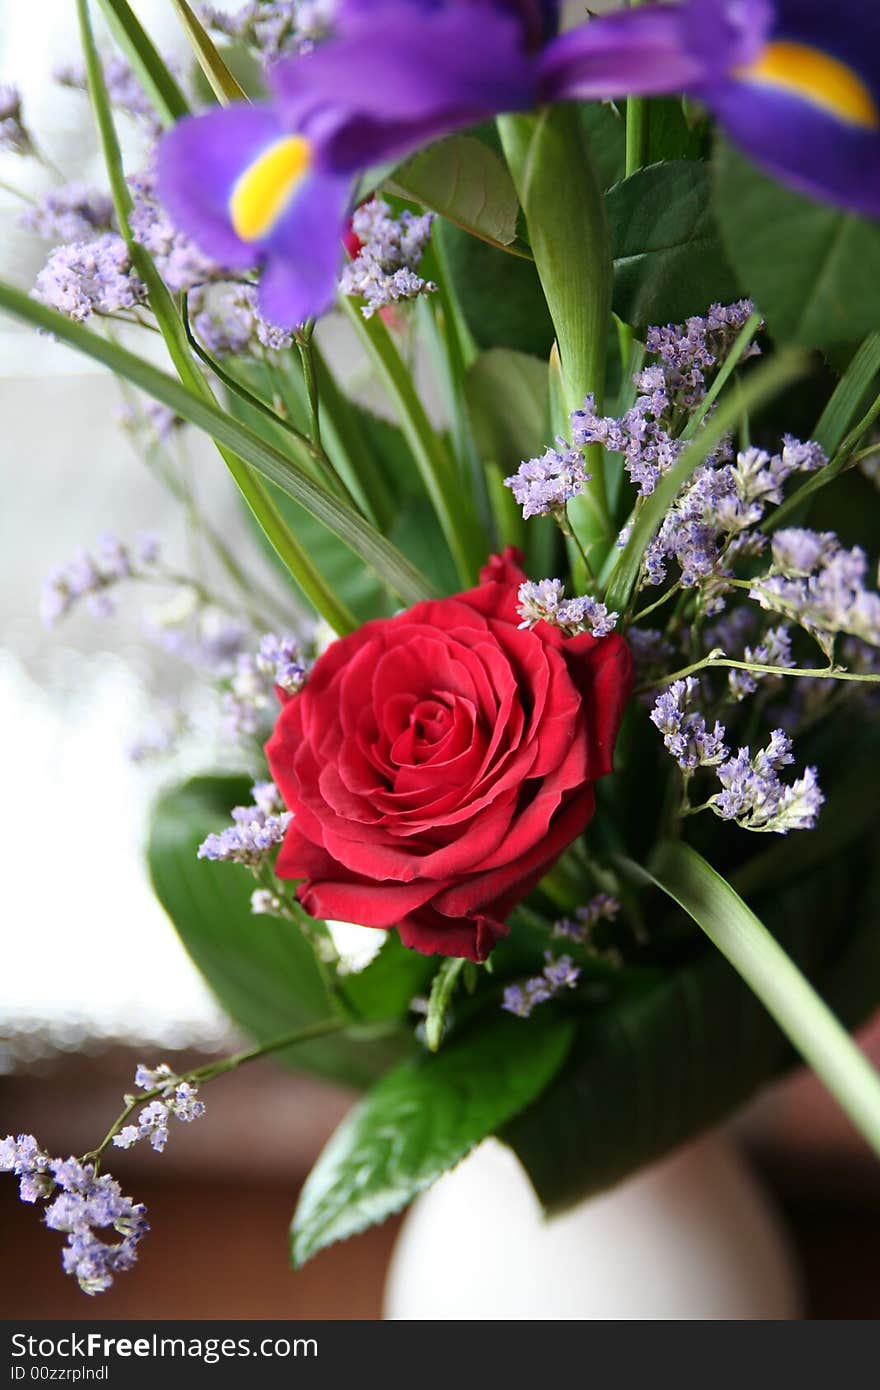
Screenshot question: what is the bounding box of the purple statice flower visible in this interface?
[516,578,617,638]
[728,625,794,700]
[221,633,306,739]
[641,437,826,607]
[0,83,30,153]
[113,1065,205,1154]
[189,281,293,358]
[256,633,308,694]
[644,300,760,411]
[553,893,620,944]
[119,398,182,445]
[2,1136,147,1296]
[340,197,437,318]
[571,389,683,499]
[39,533,158,627]
[19,184,115,244]
[128,167,227,294]
[503,952,581,1019]
[55,56,163,136]
[147,606,250,676]
[504,440,591,520]
[197,784,292,867]
[650,678,728,771]
[713,732,824,834]
[32,234,146,323]
[200,1,334,62]
[751,532,880,658]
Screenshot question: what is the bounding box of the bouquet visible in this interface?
[3,0,880,1301]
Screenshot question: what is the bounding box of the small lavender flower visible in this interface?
[198,783,292,867]
[516,579,617,638]
[55,56,163,134]
[645,300,760,410]
[751,533,880,657]
[2,1136,147,1296]
[650,678,728,770]
[572,390,683,498]
[112,1066,205,1153]
[32,234,146,323]
[200,0,333,61]
[256,632,307,694]
[553,893,620,944]
[222,633,307,737]
[340,197,436,317]
[504,440,591,520]
[728,625,794,700]
[712,732,824,833]
[39,533,158,627]
[189,281,292,357]
[502,952,581,1019]
[128,167,227,293]
[19,184,115,244]
[0,83,31,154]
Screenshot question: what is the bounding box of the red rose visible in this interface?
[266,549,632,962]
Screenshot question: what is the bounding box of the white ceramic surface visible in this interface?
[384,1135,802,1320]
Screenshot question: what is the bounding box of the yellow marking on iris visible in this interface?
[229,135,312,242]
[737,40,880,129]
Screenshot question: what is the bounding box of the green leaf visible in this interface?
[436,220,555,357]
[464,347,548,472]
[714,141,880,349]
[169,0,247,103]
[147,776,413,1088]
[503,819,880,1211]
[0,280,435,611]
[608,161,741,332]
[388,135,520,250]
[95,0,190,124]
[813,333,880,454]
[634,843,880,1158]
[290,1013,574,1265]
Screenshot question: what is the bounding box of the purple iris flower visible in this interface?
[157,0,880,329]
[157,0,541,326]
[540,0,880,220]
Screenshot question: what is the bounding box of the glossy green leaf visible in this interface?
[290,1013,574,1265]
[436,220,555,357]
[96,0,189,124]
[608,161,741,331]
[147,776,414,1088]
[714,141,880,349]
[388,135,520,250]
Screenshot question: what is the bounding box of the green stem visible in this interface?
[639,653,880,696]
[85,1017,346,1163]
[340,293,486,584]
[425,958,466,1053]
[497,107,613,562]
[621,843,880,1159]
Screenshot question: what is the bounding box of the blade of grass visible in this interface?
[169,0,247,104]
[95,0,189,125]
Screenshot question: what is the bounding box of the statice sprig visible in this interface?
[19,184,116,243]
[650,683,823,833]
[749,530,880,660]
[502,952,581,1019]
[340,198,437,318]
[517,579,618,638]
[0,84,32,154]
[197,781,292,867]
[33,234,146,324]
[40,533,160,626]
[504,440,592,520]
[112,1065,205,1153]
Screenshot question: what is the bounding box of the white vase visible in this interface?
[384,1135,802,1320]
